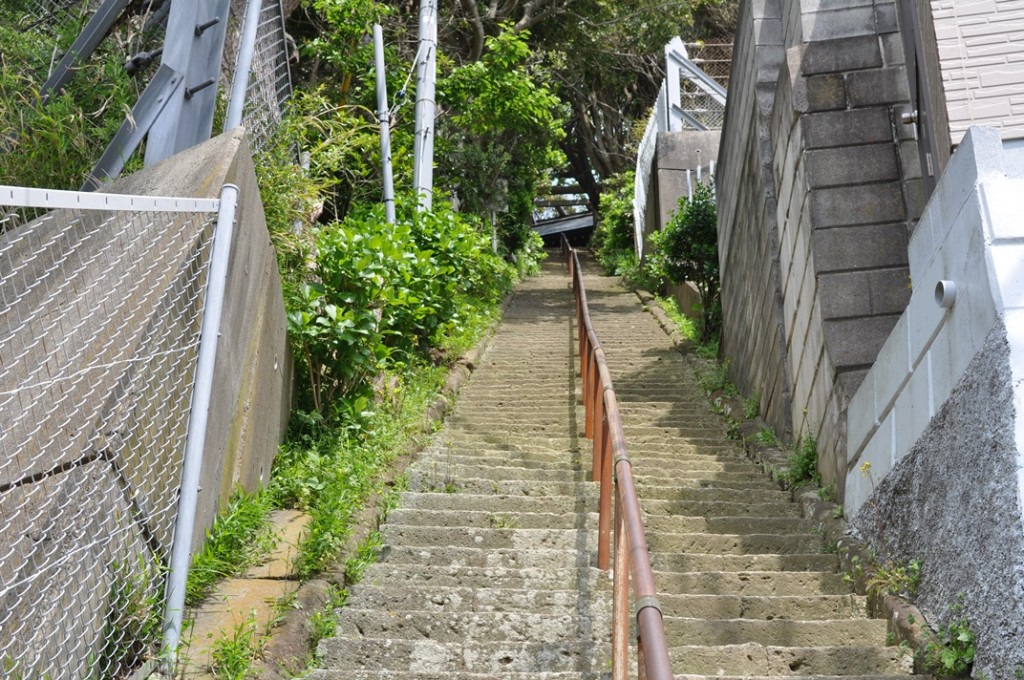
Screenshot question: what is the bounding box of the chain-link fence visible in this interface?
[225,0,294,152]
[0,186,220,679]
[685,42,733,90]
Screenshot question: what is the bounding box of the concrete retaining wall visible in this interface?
[114,128,291,549]
[845,129,1024,672]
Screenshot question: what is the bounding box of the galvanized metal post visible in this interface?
[160,183,237,673]
[224,0,265,132]
[374,24,396,224]
[413,0,437,211]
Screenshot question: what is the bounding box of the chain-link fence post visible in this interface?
[159,183,238,672]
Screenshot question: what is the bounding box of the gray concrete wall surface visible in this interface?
[0,128,290,675]
[715,0,793,441]
[114,128,292,550]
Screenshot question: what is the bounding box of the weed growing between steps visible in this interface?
[272,364,446,579]
[186,489,277,606]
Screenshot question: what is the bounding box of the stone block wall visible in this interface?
[718,0,920,490]
[717,0,792,438]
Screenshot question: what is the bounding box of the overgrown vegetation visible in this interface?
[781,434,820,487]
[186,490,277,607]
[925,598,976,676]
[0,3,146,189]
[648,183,721,342]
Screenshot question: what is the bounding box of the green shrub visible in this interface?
[287,199,515,416]
[648,183,720,342]
[592,170,636,273]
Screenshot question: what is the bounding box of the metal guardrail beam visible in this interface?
[40,0,129,99]
[145,0,231,164]
[83,64,184,191]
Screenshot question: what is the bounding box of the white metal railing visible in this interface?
[633,39,728,256]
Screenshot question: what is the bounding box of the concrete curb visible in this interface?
[632,282,949,677]
[252,289,517,679]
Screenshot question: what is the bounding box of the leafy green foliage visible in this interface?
[648,183,720,342]
[925,599,976,676]
[271,363,447,578]
[209,610,264,680]
[592,170,638,274]
[286,198,514,416]
[868,559,923,599]
[0,5,141,190]
[186,489,276,606]
[438,26,565,235]
[782,434,820,487]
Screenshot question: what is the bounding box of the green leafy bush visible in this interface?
[287,199,514,416]
[591,170,637,273]
[648,183,720,342]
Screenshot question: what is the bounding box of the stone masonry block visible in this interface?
[810,183,906,227]
[805,143,899,187]
[823,314,902,369]
[812,223,909,273]
[801,35,882,75]
[802,6,876,42]
[874,1,898,34]
[845,67,910,107]
[751,0,782,20]
[817,267,911,320]
[754,17,784,46]
[802,108,892,149]
[793,73,847,112]
[880,32,905,67]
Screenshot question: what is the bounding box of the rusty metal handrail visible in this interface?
[561,236,673,680]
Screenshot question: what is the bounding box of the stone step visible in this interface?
[671,676,932,680]
[666,643,914,675]
[316,638,608,674]
[356,563,608,591]
[645,531,824,555]
[660,617,890,647]
[410,462,770,486]
[335,609,609,644]
[657,594,868,621]
[652,571,850,596]
[378,545,589,570]
[310,672,601,680]
[385,508,590,530]
[649,552,838,573]
[417,450,765,477]
[642,499,802,518]
[385,507,811,537]
[410,478,790,503]
[345,584,609,615]
[380,526,597,553]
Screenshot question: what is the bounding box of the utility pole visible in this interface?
[413,0,437,211]
[373,24,396,224]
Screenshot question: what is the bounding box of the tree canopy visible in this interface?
[288,0,736,216]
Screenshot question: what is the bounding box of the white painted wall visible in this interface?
[846,126,1024,515]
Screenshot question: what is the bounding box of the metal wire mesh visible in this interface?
[0,191,217,678]
[12,0,92,33]
[226,0,293,152]
[685,42,733,90]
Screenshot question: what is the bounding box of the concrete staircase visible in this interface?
[310,256,929,679]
